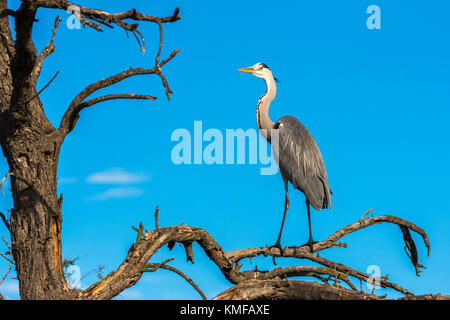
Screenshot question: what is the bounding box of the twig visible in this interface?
[0,172,13,196]
[0,212,9,231]
[155,22,163,64]
[133,29,145,54]
[182,241,194,264]
[159,48,181,67]
[145,257,174,272]
[145,261,207,300]
[360,208,374,221]
[154,205,160,232]
[33,15,61,80]
[0,252,13,265]
[155,68,173,101]
[0,237,14,265]
[134,222,144,242]
[89,16,114,29]
[1,255,13,288]
[400,225,425,276]
[21,71,59,105]
[78,93,157,109]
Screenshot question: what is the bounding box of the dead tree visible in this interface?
[0,1,446,300]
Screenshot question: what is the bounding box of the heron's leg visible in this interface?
[306,200,315,253]
[271,179,289,253]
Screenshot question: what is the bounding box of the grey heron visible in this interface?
[238,62,332,253]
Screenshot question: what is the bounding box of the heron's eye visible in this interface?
[259,65,264,70]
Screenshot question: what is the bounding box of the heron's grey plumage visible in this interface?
[273,116,331,211]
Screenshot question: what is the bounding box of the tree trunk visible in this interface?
[0,1,74,299]
[5,129,74,299]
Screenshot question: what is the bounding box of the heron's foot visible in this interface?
[269,241,285,255]
[268,241,285,266]
[301,240,319,253]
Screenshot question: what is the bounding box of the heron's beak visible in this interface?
[238,67,254,73]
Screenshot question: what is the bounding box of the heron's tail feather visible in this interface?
[302,175,331,211]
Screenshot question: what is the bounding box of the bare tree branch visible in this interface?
[78,210,431,300]
[0,172,13,196]
[0,236,14,265]
[240,265,357,291]
[215,279,450,300]
[321,215,430,256]
[154,205,160,232]
[214,279,382,300]
[360,207,374,221]
[56,92,157,131]
[155,22,163,65]
[0,252,13,265]
[160,48,181,68]
[0,211,9,231]
[81,93,157,106]
[145,261,207,300]
[0,237,13,301]
[32,15,60,80]
[36,0,180,44]
[10,2,182,136]
[55,45,180,135]
[80,223,235,300]
[145,257,174,272]
[21,70,59,105]
[57,67,158,134]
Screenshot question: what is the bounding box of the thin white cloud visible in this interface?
[1,280,19,298]
[57,177,79,185]
[86,168,149,185]
[117,288,142,300]
[87,187,144,201]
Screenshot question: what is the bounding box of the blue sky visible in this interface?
[1,0,450,299]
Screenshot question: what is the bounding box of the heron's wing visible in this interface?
[273,116,331,210]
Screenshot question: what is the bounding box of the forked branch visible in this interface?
[145,259,207,300]
[32,15,60,80]
[25,1,182,136]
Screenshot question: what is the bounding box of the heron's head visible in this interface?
[238,62,279,82]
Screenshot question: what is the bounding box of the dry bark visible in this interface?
[214,280,450,300]
[214,280,382,300]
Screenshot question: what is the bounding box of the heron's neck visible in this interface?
[257,75,276,140]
